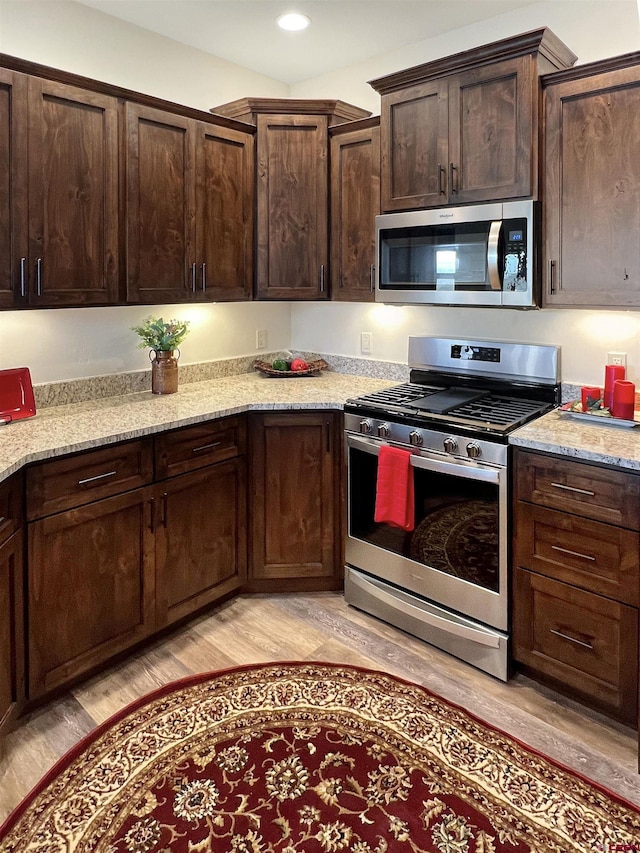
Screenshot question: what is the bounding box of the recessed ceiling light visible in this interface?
[276,12,311,32]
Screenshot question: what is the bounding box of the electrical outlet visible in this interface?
[256,329,267,349]
[607,351,627,368]
[360,331,372,354]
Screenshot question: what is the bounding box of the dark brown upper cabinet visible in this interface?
[0,74,119,307]
[0,69,28,309]
[330,117,380,302]
[370,29,576,212]
[212,99,370,300]
[543,55,640,308]
[126,102,254,304]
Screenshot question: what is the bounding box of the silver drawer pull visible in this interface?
[550,628,594,650]
[550,482,595,497]
[0,516,5,524]
[191,441,222,454]
[551,544,596,562]
[78,470,117,486]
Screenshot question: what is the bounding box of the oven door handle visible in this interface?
[347,433,501,484]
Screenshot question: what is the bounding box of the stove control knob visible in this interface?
[409,430,423,447]
[377,423,391,438]
[359,419,373,435]
[466,442,482,459]
[443,437,458,454]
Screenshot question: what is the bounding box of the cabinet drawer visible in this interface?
[514,449,640,528]
[155,415,246,479]
[26,439,154,520]
[513,568,638,722]
[514,502,639,606]
[0,473,23,545]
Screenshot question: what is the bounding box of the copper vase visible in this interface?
[150,349,179,395]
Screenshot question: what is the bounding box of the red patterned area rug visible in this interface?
[1,662,639,852]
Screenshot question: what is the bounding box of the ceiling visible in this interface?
[75,0,542,84]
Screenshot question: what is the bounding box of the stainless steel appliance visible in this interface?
[375,200,537,307]
[344,336,560,680]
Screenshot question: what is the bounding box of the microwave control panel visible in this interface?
[502,220,527,292]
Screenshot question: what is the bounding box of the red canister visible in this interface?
[604,364,626,411]
[612,379,635,419]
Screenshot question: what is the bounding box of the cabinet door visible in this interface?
[0,69,28,309]
[543,65,640,307]
[448,57,533,203]
[196,122,254,301]
[28,488,155,699]
[155,459,247,627]
[330,123,380,301]
[256,114,329,299]
[380,79,448,212]
[0,530,24,735]
[125,103,196,303]
[27,78,119,306]
[513,568,638,723]
[249,412,341,589]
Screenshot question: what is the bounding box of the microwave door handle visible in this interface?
[487,220,502,291]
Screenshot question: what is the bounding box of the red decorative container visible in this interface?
[580,385,601,410]
[604,364,626,410]
[611,379,635,419]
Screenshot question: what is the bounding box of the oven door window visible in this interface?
[379,221,496,293]
[349,445,500,593]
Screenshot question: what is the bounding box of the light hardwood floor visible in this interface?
[1,591,639,823]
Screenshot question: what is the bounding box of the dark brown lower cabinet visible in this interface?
[0,530,24,734]
[513,568,638,723]
[512,448,640,725]
[155,458,247,628]
[27,487,156,700]
[248,411,342,591]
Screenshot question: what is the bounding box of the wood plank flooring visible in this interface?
[1,591,639,824]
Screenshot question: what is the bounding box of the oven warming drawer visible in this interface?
[345,566,509,681]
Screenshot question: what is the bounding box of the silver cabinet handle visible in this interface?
[36,258,42,296]
[370,265,375,293]
[548,259,556,295]
[0,516,6,524]
[191,262,197,293]
[449,162,458,194]
[550,628,594,651]
[550,482,595,497]
[78,470,117,486]
[20,257,26,297]
[202,262,206,292]
[319,264,325,293]
[191,440,222,454]
[551,544,596,562]
[437,163,446,195]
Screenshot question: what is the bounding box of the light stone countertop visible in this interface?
[0,371,397,484]
[510,408,640,471]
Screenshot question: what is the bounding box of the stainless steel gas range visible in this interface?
[343,336,560,680]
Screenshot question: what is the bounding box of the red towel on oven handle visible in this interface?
[374,444,415,531]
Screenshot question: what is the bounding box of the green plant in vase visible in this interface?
[131,316,190,395]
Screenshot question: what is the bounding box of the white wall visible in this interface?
[0,0,288,110]
[290,1,640,113]
[1,0,640,387]
[289,0,640,387]
[0,0,292,383]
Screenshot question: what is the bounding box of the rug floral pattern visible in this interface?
[0,663,638,852]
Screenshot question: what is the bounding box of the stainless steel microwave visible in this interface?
[375,200,537,308]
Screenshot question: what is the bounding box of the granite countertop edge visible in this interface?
[509,409,640,472]
[4,374,640,484]
[0,372,396,484]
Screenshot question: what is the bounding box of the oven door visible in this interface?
[345,433,508,632]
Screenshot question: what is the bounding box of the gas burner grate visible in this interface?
[347,383,442,408]
[449,396,549,427]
